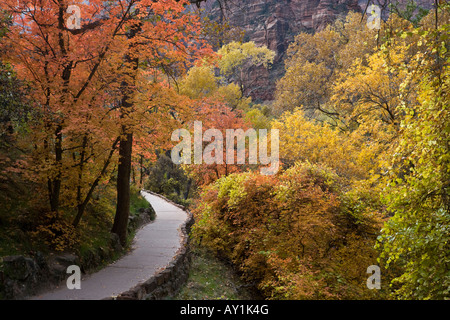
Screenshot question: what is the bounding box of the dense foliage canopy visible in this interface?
[0,0,448,300]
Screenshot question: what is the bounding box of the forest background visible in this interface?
[0,0,448,300]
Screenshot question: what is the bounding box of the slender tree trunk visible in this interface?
[111,131,133,245]
[139,154,144,186]
[111,72,138,245]
[50,125,63,212]
[434,0,442,84]
[76,135,88,208]
[111,23,141,245]
[48,3,73,212]
[73,137,120,227]
[184,178,192,200]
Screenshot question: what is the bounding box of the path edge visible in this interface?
[110,190,194,300]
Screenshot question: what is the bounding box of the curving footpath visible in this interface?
[31,191,190,300]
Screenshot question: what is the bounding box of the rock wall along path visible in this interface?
[31,191,189,300]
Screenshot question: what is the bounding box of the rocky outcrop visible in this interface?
[0,253,79,299]
[202,0,362,101]
[199,0,435,101]
[358,0,434,11]
[128,206,156,233]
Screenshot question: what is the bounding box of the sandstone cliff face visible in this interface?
[201,0,361,101]
[200,0,435,101]
[358,0,434,11]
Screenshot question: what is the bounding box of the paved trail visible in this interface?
[31,191,188,300]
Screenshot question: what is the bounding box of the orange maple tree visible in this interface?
[0,0,212,244]
[181,98,253,185]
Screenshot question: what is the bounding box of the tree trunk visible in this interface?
[49,125,63,212]
[111,23,141,246]
[184,178,192,200]
[139,154,144,186]
[111,131,133,245]
[73,137,120,227]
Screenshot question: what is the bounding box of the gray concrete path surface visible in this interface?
[31,191,188,300]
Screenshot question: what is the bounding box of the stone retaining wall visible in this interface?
[0,241,121,300]
[0,191,191,300]
[114,191,194,300]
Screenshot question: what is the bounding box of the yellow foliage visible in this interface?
[215,83,252,111]
[179,65,218,99]
[271,108,387,181]
[331,39,413,129]
[193,162,385,299]
[217,41,275,76]
[245,107,272,130]
[274,12,378,116]
[31,211,79,252]
[179,64,251,111]
[217,41,275,94]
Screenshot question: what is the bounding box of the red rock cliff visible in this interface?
[199,0,434,101]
